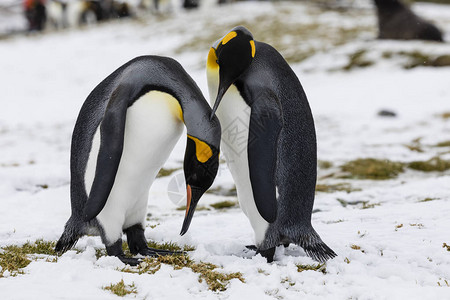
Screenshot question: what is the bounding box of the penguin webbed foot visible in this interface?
[245,245,258,251]
[124,224,185,257]
[106,239,141,266]
[245,245,275,263]
[117,254,141,266]
[138,247,184,257]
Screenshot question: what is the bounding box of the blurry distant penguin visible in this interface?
[56,56,221,265]
[373,0,443,42]
[207,26,336,263]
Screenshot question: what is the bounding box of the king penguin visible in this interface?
[55,56,221,265]
[206,26,336,263]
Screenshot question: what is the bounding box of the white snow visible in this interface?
[1,1,450,299]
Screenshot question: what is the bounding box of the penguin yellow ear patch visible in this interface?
[188,135,213,163]
[221,31,237,45]
[207,48,219,69]
[250,40,256,58]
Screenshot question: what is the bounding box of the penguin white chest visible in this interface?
[85,91,184,242]
[207,73,269,245]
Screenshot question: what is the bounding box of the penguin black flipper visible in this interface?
[247,89,282,223]
[83,85,130,222]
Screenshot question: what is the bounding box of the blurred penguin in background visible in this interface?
[373,0,443,42]
[24,0,47,31]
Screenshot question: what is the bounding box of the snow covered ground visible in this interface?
[1,1,450,299]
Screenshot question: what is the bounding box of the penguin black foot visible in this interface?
[245,245,275,262]
[245,245,258,251]
[124,224,184,257]
[106,239,141,266]
[116,254,141,266]
[258,247,276,263]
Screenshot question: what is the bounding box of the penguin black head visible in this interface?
[180,135,220,235]
[208,26,255,119]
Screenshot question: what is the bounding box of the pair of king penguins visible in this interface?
[55,26,336,265]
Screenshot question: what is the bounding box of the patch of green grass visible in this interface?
[176,205,210,211]
[156,167,181,178]
[435,141,450,147]
[382,51,450,69]
[0,240,57,277]
[0,250,30,277]
[103,279,137,297]
[343,49,374,71]
[408,157,450,172]
[296,263,326,274]
[401,52,450,69]
[191,262,244,292]
[122,255,244,292]
[147,241,195,252]
[318,160,333,169]
[206,185,237,197]
[340,158,405,180]
[361,202,380,209]
[316,183,360,193]
[210,200,238,209]
[418,197,438,203]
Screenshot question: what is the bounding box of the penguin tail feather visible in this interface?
[55,216,83,254]
[297,229,337,263]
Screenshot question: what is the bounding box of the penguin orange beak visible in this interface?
[180,184,200,235]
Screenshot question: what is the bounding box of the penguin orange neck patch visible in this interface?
[188,135,213,163]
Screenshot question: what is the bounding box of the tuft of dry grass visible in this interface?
[210,200,238,209]
[296,263,327,274]
[340,158,404,180]
[0,240,57,277]
[443,243,450,251]
[435,141,450,147]
[316,183,360,193]
[156,167,181,178]
[206,186,237,197]
[408,157,450,172]
[120,254,244,292]
[103,279,137,297]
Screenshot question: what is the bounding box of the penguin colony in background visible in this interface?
[55,56,221,265]
[373,0,443,42]
[207,26,336,262]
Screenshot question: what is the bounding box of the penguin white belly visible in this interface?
[85,91,184,243]
[210,84,269,246]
